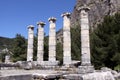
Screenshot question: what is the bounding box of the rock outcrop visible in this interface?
[71,0,120,29]
[56,0,120,42]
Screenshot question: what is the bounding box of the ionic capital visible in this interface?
[48,17,56,22]
[61,12,71,18]
[37,22,46,27]
[28,25,34,29]
[78,4,90,12]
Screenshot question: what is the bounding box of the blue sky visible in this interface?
[0,0,76,38]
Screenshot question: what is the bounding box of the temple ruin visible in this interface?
[0,5,119,80]
[26,7,93,70]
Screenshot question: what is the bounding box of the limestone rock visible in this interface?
[71,0,120,28]
[82,71,115,80]
[0,75,33,80]
[16,61,33,70]
[114,73,120,80]
[57,0,120,42]
[101,67,118,75]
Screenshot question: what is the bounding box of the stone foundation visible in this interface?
[78,65,94,74]
[38,61,59,66]
[0,69,118,80]
[0,75,32,80]
[63,71,115,80]
[16,61,34,70]
[16,61,59,69]
[63,74,83,80]
[37,61,59,69]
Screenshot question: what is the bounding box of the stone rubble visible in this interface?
[0,4,120,80]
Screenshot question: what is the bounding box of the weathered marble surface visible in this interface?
[82,71,115,80]
[62,12,71,67]
[0,70,60,80]
[64,71,116,80]
[27,25,34,61]
[77,5,94,74]
[0,69,119,80]
[0,75,32,80]
[48,17,57,62]
[37,22,45,63]
[5,55,11,64]
[78,5,91,66]
[78,65,94,74]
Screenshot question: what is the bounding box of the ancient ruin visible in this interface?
[0,4,120,80]
[37,22,45,64]
[48,17,57,62]
[27,25,34,61]
[62,12,71,67]
[78,5,94,74]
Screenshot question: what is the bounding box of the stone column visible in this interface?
[61,12,71,66]
[27,25,34,61]
[78,5,94,74]
[5,54,10,63]
[78,5,91,66]
[37,22,45,63]
[48,17,56,62]
[2,48,11,63]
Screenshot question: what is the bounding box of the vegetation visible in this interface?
[33,36,37,61]
[0,37,13,49]
[11,34,27,62]
[56,42,63,65]
[91,13,120,70]
[0,37,14,62]
[71,23,81,60]
[44,37,49,61]
[0,13,120,71]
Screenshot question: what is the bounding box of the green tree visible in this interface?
[12,34,27,62]
[0,52,6,62]
[91,13,120,69]
[33,36,37,60]
[71,23,81,60]
[56,42,63,65]
[44,36,48,61]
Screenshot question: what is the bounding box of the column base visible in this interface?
[37,61,59,69]
[63,56,71,67]
[63,60,81,68]
[78,65,94,74]
[16,61,35,70]
[48,57,56,62]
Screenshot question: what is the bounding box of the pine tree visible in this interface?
[71,23,81,60]
[12,34,27,62]
[91,13,120,69]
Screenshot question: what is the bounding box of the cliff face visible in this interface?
[71,0,120,28]
[56,0,120,42]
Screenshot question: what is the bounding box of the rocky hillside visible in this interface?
[0,37,14,51]
[71,0,120,28]
[56,0,120,42]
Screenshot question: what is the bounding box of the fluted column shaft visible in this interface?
[37,22,45,63]
[79,6,91,66]
[62,12,71,66]
[27,25,34,61]
[48,17,56,61]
